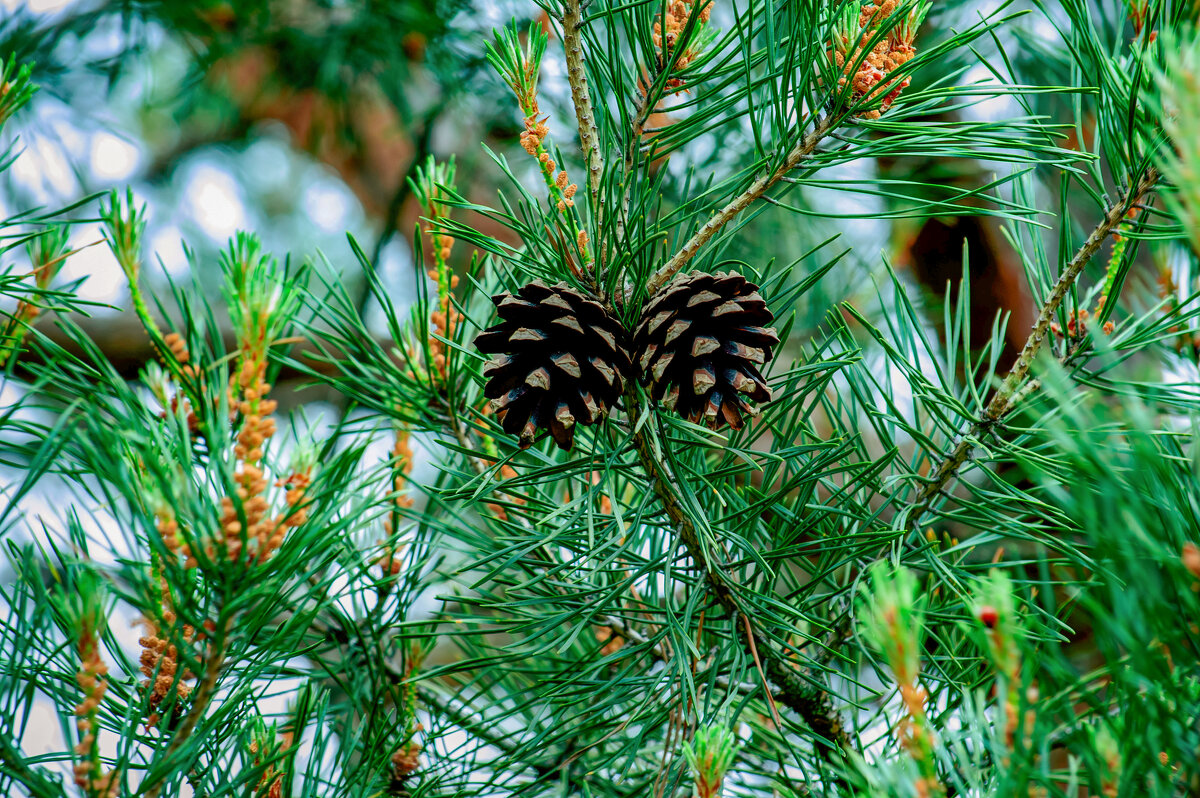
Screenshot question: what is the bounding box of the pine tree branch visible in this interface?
[563,0,603,212]
[416,682,646,796]
[305,609,570,785]
[439,397,679,655]
[615,89,658,303]
[645,115,835,295]
[448,414,488,477]
[415,685,553,775]
[414,684,637,795]
[435,391,678,660]
[615,82,677,304]
[308,608,651,794]
[624,90,657,178]
[910,168,1160,519]
[623,384,853,768]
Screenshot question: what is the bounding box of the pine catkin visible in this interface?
[652,0,713,91]
[220,332,280,563]
[832,1,924,119]
[74,620,119,797]
[137,569,194,730]
[379,429,415,577]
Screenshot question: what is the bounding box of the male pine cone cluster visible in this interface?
[832,0,925,119]
[477,271,777,449]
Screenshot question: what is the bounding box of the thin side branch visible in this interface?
[446,401,678,665]
[415,685,560,778]
[645,115,835,295]
[615,89,659,303]
[912,168,1160,516]
[743,613,783,728]
[563,0,603,211]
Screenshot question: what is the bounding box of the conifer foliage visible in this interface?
[2,2,1200,798]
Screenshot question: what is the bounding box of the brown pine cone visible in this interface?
[633,271,777,430]
[475,280,631,450]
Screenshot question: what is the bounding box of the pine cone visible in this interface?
[633,271,777,430]
[476,280,630,450]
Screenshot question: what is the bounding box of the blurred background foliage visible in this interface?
[0,0,1068,384]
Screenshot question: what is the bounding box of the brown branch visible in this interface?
[614,88,667,305]
[910,168,1160,519]
[743,613,783,728]
[626,91,657,170]
[27,313,363,385]
[437,382,849,765]
[440,396,677,667]
[449,413,489,477]
[645,115,835,295]
[624,383,853,766]
[562,0,603,211]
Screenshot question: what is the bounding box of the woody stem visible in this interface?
[908,168,1159,523]
[623,383,853,770]
[645,115,834,296]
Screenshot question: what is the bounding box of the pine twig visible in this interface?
[911,168,1160,517]
[615,89,659,303]
[449,414,488,477]
[414,685,558,777]
[625,90,657,174]
[311,614,648,796]
[441,398,676,662]
[418,684,640,797]
[624,384,853,766]
[645,115,835,295]
[742,613,783,729]
[563,0,603,212]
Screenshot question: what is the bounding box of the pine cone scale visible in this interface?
[736,326,778,346]
[726,341,766,364]
[552,316,585,335]
[645,310,673,336]
[552,353,582,377]
[590,357,617,386]
[692,336,720,357]
[650,352,673,387]
[663,319,691,345]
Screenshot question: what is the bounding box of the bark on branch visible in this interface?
[624,384,853,766]
[562,0,603,211]
[645,115,835,296]
[911,169,1160,520]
